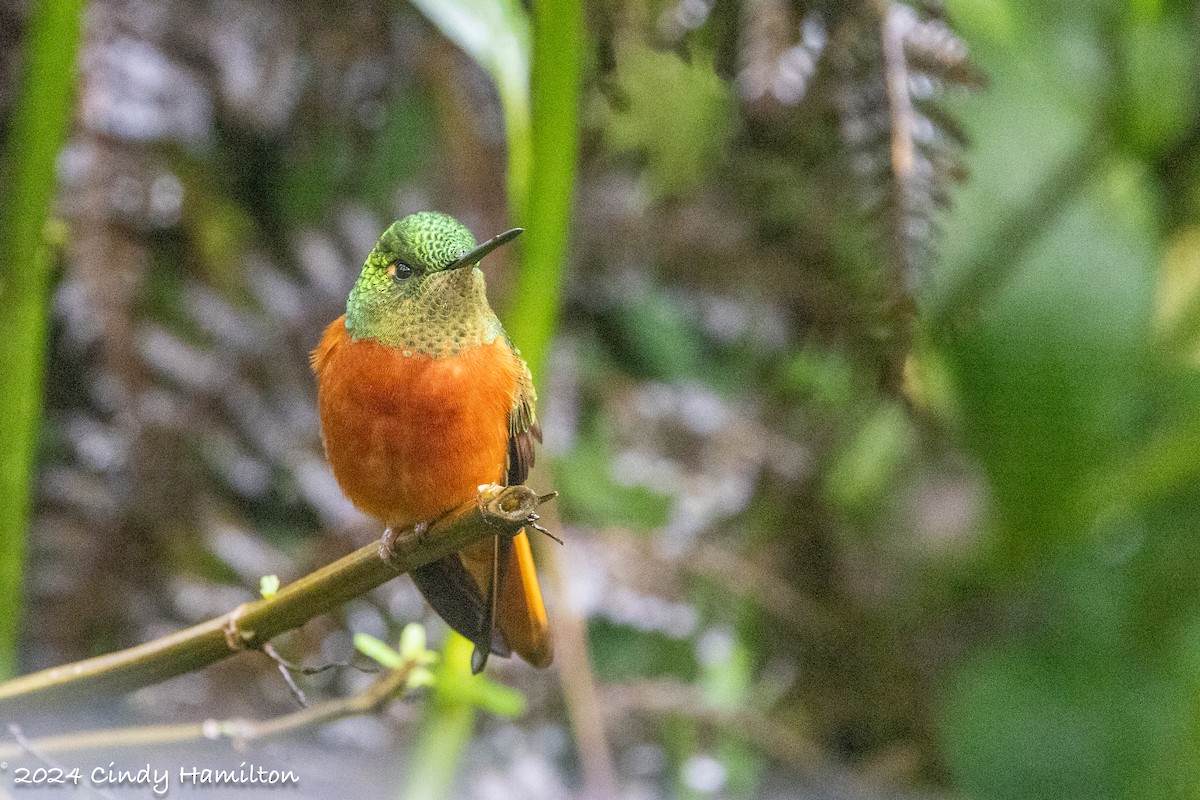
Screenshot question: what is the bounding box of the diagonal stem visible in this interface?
[0,484,544,712]
[0,660,417,760]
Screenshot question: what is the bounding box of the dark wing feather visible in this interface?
[505,353,539,486]
[410,557,509,658]
[473,349,538,670]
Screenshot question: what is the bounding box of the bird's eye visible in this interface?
[388,262,413,281]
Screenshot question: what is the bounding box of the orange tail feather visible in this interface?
[497,530,553,668]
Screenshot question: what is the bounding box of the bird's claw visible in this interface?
[380,521,432,567]
[380,526,400,565]
[223,606,256,651]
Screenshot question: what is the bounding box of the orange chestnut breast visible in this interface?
[312,315,521,527]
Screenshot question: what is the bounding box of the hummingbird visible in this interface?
[311,211,552,673]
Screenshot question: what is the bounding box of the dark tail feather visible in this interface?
[410,549,510,673]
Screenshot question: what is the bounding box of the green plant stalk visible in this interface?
[502,0,585,382]
[502,87,532,227]
[401,633,477,800]
[0,0,87,679]
[507,0,602,790]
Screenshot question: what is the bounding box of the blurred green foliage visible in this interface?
[597,38,734,197]
[930,1,1200,796]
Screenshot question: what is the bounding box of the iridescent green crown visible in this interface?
[378,211,476,271]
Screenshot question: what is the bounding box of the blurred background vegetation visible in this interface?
[1,0,1199,798]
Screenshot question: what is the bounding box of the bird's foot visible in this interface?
[380,521,431,568]
[222,605,256,651]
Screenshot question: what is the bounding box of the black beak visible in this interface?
[447,227,524,270]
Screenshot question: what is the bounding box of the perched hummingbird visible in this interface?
[311,211,551,673]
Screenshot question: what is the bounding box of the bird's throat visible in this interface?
[345,266,505,358]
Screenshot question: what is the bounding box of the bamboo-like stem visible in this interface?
[0,484,544,712]
[502,0,584,382]
[401,633,477,800]
[0,0,87,681]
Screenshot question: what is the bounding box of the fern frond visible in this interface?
[833,3,980,297]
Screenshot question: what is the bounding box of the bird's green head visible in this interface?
[344,211,521,356]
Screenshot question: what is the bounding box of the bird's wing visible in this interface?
[505,352,541,486]
[415,345,552,673]
[492,350,551,667]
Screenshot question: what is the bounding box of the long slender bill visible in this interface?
[447,227,524,270]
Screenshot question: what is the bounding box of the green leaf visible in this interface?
[354,632,403,669]
[826,404,913,515]
[597,38,734,197]
[1116,19,1198,156]
[941,627,1200,800]
[408,0,531,209]
[463,677,526,718]
[258,575,280,599]
[946,160,1156,549]
[399,622,439,666]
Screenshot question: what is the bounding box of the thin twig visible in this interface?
[6,725,118,800]
[262,643,310,707]
[881,1,917,209]
[877,0,920,390]
[539,526,619,800]
[0,662,416,761]
[258,642,373,708]
[0,484,546,712]
[599,679,828,773]
[515,464,617,800]
[930,119,1111,331]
